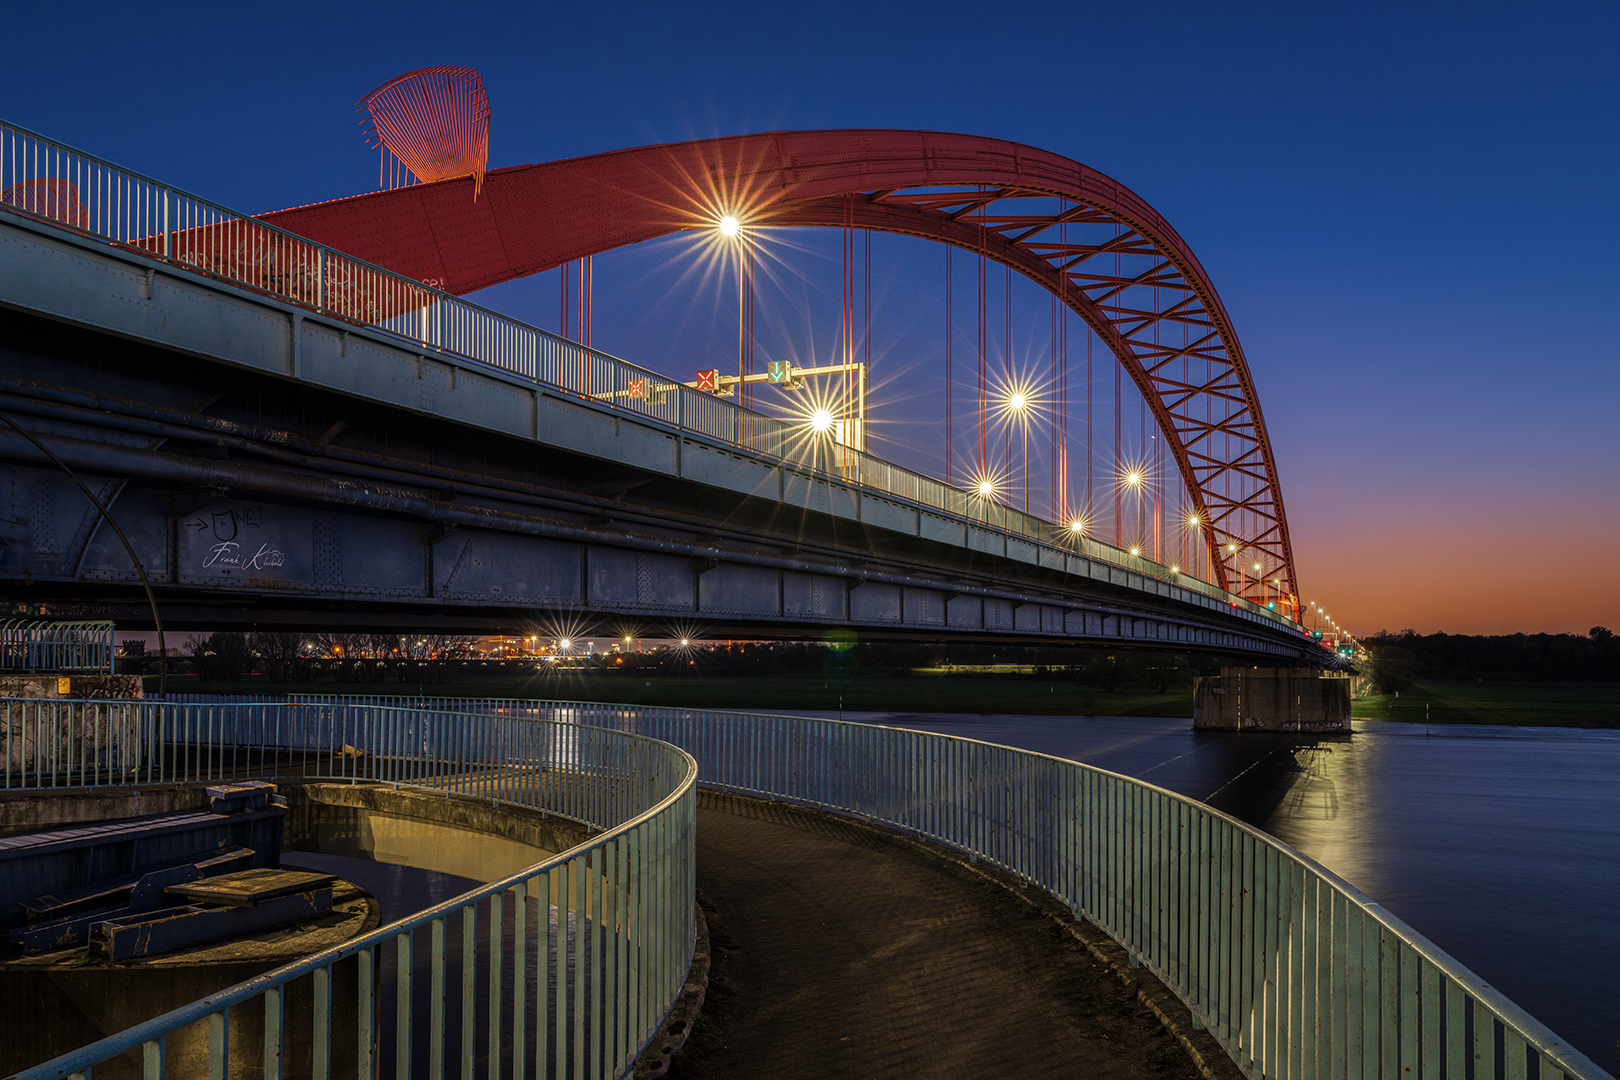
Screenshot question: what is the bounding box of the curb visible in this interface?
[634,902,711,1079]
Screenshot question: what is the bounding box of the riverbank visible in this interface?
[143,672,1619,727]
[1351,678,1619,727]
[148,671,1198,717]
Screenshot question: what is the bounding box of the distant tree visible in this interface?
[189,631,251,681]
[1364,646,1416,694]
[249,632,304,683]
[1083,654,1135,693]
[1591,626,1613,642]
[1139,651,1193,694]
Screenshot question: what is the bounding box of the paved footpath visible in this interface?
[670,791,1241,1080]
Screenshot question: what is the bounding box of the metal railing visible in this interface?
[244,694,1605,1080]
[8,698,698,1080]
[0,619,114,673]
[0,118,1303,638]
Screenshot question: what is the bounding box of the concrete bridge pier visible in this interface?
[1193,667,1353,732]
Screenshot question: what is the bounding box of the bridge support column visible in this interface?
[1193,667,1352,732]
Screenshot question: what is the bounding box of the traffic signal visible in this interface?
[766,360,799,387]
[627,377,646,400]
[695,369,718,392]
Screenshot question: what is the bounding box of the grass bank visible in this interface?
[1352,679,1620,728]
[151,670,1197,718]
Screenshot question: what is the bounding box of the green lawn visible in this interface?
[152,670,1196,718]
[1352,679,1620,728]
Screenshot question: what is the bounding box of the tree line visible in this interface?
[1362,627,1617,689]
[172,632,478,683]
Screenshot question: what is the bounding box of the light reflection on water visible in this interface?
[793,710,1620,1072]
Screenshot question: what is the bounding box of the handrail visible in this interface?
[277,694,1606,1080]
[6,698,698,1080]
[0,619,114,674]
[0,117,1306,640]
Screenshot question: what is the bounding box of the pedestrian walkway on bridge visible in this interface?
[672,790,1241,1079]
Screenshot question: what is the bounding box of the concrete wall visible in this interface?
[283,782,597,885]
[0,674,142,699]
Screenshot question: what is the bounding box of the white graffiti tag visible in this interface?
[203,542,286,570]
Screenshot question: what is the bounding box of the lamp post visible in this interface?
[718,215,747,400]
[1008,392,1029,511]
[1125,470,1144,556]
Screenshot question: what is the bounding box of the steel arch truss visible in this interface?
[261,130,1298,607]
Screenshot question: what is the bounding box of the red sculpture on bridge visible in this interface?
[359,66,490,200]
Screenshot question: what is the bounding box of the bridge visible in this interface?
[0,114,1328,661]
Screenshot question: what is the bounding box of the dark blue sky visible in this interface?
[6,0,1616,633]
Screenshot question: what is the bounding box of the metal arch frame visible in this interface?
[260,130,1298,605]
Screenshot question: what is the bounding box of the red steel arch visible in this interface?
[262,130,1298,608]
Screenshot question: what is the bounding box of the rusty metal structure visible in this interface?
[358,65,490,199]
[261,131,1299,608]
[0,178,86,229]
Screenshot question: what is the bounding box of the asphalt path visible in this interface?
[671,790,1238,1080]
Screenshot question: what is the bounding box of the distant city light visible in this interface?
[559,639,571,649]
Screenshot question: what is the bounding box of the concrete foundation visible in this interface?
[0,673,143,699]
[1193,667,1352,732]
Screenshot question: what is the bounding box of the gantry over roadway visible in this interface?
[0,120,1325,661]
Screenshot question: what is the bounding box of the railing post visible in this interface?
[161,188,170,258]
[317,248,326,311]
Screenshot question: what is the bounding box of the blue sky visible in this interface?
[5,0,1616,633]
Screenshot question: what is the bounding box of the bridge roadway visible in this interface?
[0,209,1311,659]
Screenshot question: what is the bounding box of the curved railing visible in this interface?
[306,695,1603,1080]
[6,699,698,1080]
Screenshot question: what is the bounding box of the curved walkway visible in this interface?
[672,791,1242,1080]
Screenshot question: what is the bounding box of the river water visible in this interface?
[798,711,1619,1074]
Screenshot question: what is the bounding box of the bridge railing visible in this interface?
[7,698,698,1080]
[219,693,1604,1080]
[0,118,1299,637]
[0,619,114,674]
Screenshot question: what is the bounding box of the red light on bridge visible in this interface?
[695,369,718,392]
[628,377,646,399]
